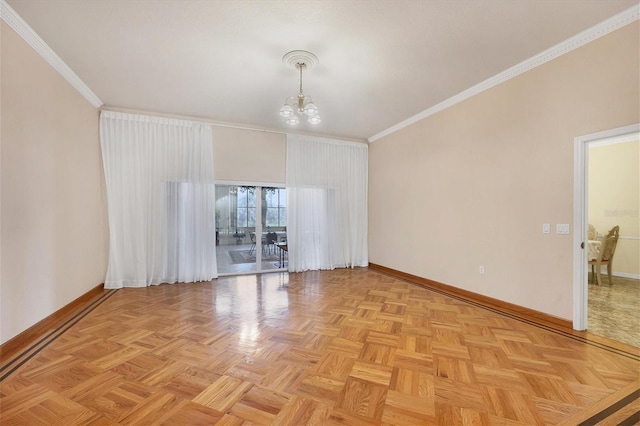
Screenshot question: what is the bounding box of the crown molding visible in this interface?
[368,4,640,143]
[1,0,103,108]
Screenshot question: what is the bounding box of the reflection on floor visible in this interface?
[588,273,640,347]
[216,243,287,275]
[215,244,639,347]
[2,269,638,424]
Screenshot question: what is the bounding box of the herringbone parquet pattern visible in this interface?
[1,269,638,425]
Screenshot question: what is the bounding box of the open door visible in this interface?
[215,184,287,275]
[572,124,639,330]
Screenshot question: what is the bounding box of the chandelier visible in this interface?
[279,50,321,125]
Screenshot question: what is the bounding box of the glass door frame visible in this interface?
[215,180,287,276]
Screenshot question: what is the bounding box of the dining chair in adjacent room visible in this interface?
[249,232,256,256]
[588,225,620,286]
[588,223,597,277]
[264,232,278,255]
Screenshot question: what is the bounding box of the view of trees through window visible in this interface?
[265,187,286,227]
[236,186,256,228]
[236,186,286,228]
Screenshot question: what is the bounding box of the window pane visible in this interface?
[237,208,247,228]
[266,208,278,226]
[247,187,256,207]
[278,189,286,207]
[237,189,246,207]
[279,208,287,226]
[248,208,256,227]
[264,188,276,207]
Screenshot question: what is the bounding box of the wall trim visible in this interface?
[368,4,640,143]
[589,131,639,148]
[0,283,107,370]
[368,263,573,331]
[611,272,640,280]
[589,266,640,280]
[0,0,103,108]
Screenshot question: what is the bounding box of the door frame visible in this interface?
[572,123,639,330]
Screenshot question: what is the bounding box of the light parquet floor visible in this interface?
[1,268,639,425]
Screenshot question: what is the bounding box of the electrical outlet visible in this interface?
[479,266,485,275]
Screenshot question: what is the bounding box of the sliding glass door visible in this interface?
[215,184,287,275]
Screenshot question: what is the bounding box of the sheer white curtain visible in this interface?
[286,134,368,272]
[100,111,217,289]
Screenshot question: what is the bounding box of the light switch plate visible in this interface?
[543,224,550,234]
[556,224,570,235]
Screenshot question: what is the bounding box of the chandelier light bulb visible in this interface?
[303,102,318,116]
[285,115,299,125]
[279,104,294,117]
[307,115,321,124]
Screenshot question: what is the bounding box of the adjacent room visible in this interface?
[587,134,640,347]
[1,1,639,424]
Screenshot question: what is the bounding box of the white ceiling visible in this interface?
[6,0,638,141]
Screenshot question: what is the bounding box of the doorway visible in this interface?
[215,184,287,275]
[573,124,639,346]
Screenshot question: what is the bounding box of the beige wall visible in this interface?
[588,138,640,277]
[1,24,108,344]
[213,126,286,184]
[369,23,639,320]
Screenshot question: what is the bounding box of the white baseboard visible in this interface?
[594,268,640,280]
[612,271,640,280]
